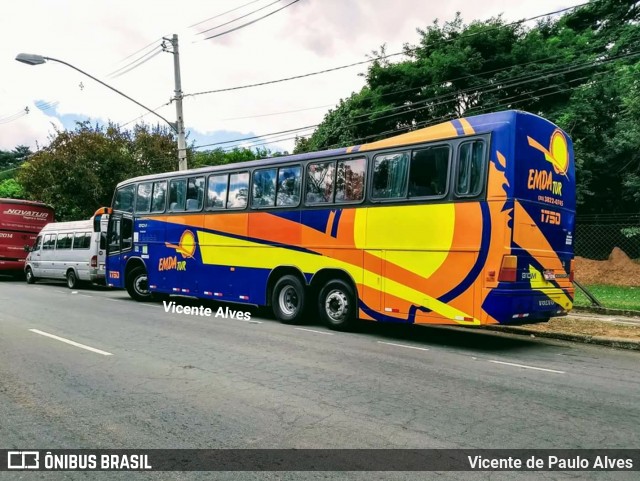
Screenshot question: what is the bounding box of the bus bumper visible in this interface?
[0,259,26,271]
[483,288,574,324]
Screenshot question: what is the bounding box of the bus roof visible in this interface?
[116,110,554,187]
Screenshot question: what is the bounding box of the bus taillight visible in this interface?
[498,255,518,282]
[91,255,98,268]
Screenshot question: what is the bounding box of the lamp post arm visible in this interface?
[43,56,177,133]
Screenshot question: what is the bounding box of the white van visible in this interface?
[25,218,107,288]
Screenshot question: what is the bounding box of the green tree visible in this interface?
[18,122,178,220]
[0,178,25,198]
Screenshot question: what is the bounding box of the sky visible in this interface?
[0,0,586,158]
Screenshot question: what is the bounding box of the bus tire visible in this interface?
[272,275,306,324]
[66,270,79,289]
[25,267,36,284]
[126,266,152,302]
[318,279,357,331]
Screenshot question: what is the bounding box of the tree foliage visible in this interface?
[18,122,178,220]
[295,0,640,214]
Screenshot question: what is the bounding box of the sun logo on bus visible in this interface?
[527,129,569,176]
[164,230,197,259]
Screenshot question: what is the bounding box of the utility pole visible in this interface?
[163,34,188,171]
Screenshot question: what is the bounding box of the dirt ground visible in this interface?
[575,247,640,286]
[523,317,640,340]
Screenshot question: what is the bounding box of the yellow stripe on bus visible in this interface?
[197,230,479,325]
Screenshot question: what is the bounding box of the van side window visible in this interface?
[186,177,205,211]
[151,181,167,213]
[43,234,56,250]
[136,183,152,213]
[73,232,91,249]
[168,179,187,212]
[56,233,72,249]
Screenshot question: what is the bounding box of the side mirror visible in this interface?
[24,245,31,252]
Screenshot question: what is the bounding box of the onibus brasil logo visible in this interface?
[159,230,196,271]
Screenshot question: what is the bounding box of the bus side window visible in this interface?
[227,172,249,209]
[252,168,277,207]
[151,181,167,213]
[121,218,133,251]
[113,185,135,212]
[186,177,205,211]
[456,140,485,197]
[306,161,335,204]
[207,174,228,210]
[136,183,152,213]
[372,152,409,199]
[108,219,121,253]
[409,145,450,198]
[168,179,187,212]
[336,158,366,202]
[276,166,301,207]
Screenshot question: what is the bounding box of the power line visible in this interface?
[187,2,588,98]
[202,0,302,41]
[196,0,282,36]
[107,45,163,79]
[189,0,264,28]
[194,49,636,150]
[109,48,164,79]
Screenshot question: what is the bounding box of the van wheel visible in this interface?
[126,266,152,302]
[66,270,79,289]
[25,268,36,284]
[318,279,357,331]
[272,275,306,324]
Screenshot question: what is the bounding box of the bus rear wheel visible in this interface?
[126,266,152,302]
[318,279,356,331]
[272,275,306,324]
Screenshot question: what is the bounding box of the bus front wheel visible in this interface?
[272,275,306,324]
[318,279,356,331]
[126,266,152,302]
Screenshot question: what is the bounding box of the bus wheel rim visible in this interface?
[135,275,149,295]
[278,286,299,316]
[325,290,348,321]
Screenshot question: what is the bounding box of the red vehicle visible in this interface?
[0,198,54,275]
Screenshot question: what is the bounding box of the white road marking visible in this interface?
[377,341,429,352]
[236,318,262,324]
[29,329,113,356]
[294,327,334,335]
[488,360,565,374]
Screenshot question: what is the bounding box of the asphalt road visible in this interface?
[0,276,638,481]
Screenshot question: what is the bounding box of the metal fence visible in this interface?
[575,214,640,260]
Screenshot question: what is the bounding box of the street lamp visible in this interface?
[15,52,188,170]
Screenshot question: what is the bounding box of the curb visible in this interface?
[482,325,640,351]
[573,306,640,318]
